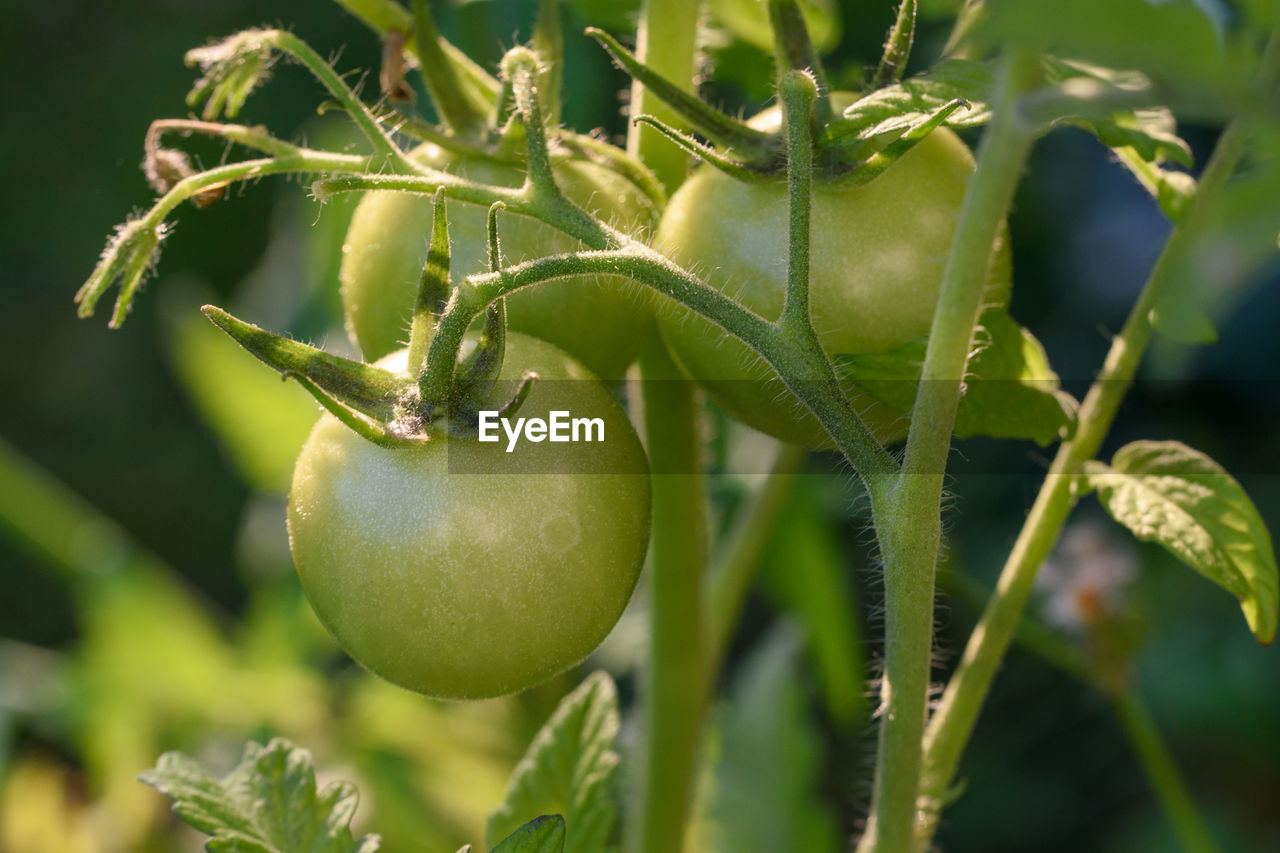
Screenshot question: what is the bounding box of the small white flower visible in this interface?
[1037,520,1137,632]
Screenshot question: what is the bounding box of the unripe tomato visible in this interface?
[288,333,651,699]
[656,105,1011,448]
[340,143,655,381]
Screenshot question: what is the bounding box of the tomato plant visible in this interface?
[288,333,650,699]
[342,145,655,382]
[657,110,1010,448]
[51,1,1280,852]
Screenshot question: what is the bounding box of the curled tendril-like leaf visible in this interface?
[143,147,223,207]
[185,29,275,120]
[75,220,168,328]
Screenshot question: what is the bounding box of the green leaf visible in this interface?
[486,672,621,853]
[1082,441,1279,644]
[490,815,567,853]
[707,625,841,853]
[975,0,1242,97]
[1038,59,1198,224]
[139,738,380,852]
[760,481,867,728]
[834,308,1077,446]
[1153,124,1280,343]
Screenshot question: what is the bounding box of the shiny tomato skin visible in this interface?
[288,333,651,699]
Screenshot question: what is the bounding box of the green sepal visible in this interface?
[834,308,1078,447]
[490,815,567,853]
[827,98,971,188]
[201,305,410,423]
[586,27,777,165]
[631,115,770,182]
[823,59,995,145]
[451,203,509,407]
[407,188,452,378]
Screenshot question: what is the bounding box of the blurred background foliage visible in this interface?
[1,0,1278,851]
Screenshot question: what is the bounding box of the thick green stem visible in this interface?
[916,121,1253,837]
[628,339,709,853]
[411,0,488,133]
[1111,688,1219,853]
[856,48,1041,853]
[624,5,704,852]
[916,30,1280,848]
[626,0,703,192]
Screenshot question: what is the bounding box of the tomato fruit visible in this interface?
[340,143,655,382]
[655,105,1011,448]
[288,333,651,699]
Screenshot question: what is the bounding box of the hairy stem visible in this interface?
[856,47,1042,853]
[270,30,419,173]
[915,29,1280,848]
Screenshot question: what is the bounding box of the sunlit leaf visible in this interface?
[707,625,840,853]
[487,673,620,853]
[1082,440,1279,644]
[760,482,867,728]
[140,738,380,852]
[976,0,1245,98]
[491,815,567,853]
[835,307,1078,446]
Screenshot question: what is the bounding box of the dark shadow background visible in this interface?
[1,1,1277,851]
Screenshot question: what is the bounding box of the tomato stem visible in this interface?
[778,71,817,335]
[855,46,1042,853]
[410,0,490,135]
[914,29,1280,849]
[872,0,917,90]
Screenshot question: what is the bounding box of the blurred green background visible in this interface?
[2,1,1278,851]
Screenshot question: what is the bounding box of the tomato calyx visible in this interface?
[201,189,539,448]
[589,0,980,187]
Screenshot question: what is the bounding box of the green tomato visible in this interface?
[340,143,655,382]
[655,107,1011,448]
[288,333,651,699]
